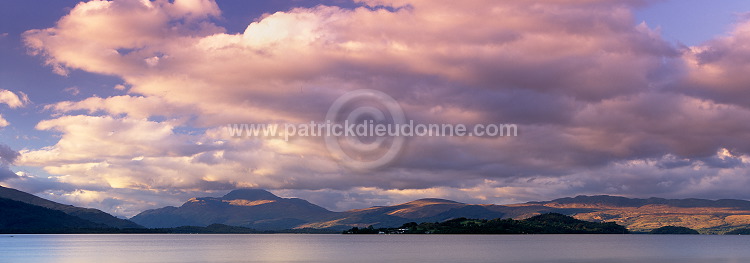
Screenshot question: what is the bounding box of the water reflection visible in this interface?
[2,234,750,263]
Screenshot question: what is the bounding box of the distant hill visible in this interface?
[0,197,108,232]
[0,186,142,228]
[533,195,750,209]
[130,189,336,230]
[521,195,750,233]
[0,186,141,228]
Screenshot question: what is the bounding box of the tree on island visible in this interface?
[649,226,699,234]
[724,228,750,235]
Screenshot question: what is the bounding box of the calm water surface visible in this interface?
[1,234,749,263]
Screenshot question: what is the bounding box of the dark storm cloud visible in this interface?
[0,144,19,181]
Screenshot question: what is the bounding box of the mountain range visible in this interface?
[130,189,591,230]
[131,189,750,233]
[3,185,750,234]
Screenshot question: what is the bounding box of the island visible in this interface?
[343,213,629,234]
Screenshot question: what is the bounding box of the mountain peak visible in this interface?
[222,189,280,201]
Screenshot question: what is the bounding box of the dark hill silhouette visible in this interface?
[0,197,107,232]
[0,186,141,228]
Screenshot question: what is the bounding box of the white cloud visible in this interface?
[0,89,29,108]
[0,114,8,128]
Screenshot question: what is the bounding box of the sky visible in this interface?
[2,0,750,218]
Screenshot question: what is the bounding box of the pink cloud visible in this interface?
[14,0,750,215]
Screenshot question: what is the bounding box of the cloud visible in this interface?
[47,95,195,119]
[22,0,223,77]
[21,115,215,166]
[15,0,750,215]
[24,0,677,125]
[679,18,750,109]
[0,144,19,166]
[0,115,8,128]
[63,87,81,96]
[0,89,29,108]
[0,89,30,127]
